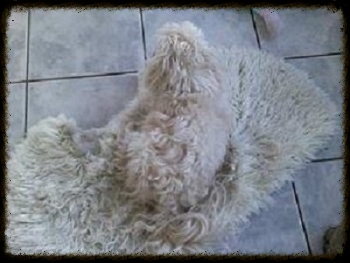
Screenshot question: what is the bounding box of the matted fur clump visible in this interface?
[6,22,339,255]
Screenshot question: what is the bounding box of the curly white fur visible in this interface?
[116,21,230,207]
[106,22,232,250]
[6,22,339,255]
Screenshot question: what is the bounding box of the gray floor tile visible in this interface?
[29,9,143,79]
[7,83,26,152]
[7,10,28,82]
[223,183,308,255]
[28,75,138,130]
[293,160,344,254]
[142,8,258,58]
[256,8,343,58]
[287,56,343,159]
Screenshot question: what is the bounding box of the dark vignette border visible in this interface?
[0,0,348,261]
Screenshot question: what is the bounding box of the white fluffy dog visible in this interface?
[110,21,232,216]
[7,20,337,255]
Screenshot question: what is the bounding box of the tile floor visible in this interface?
[6,8,344,255]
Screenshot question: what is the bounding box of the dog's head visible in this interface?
[141,21,221,97]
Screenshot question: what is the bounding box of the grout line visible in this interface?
[24,10,31,136]
[139,8,147,61]
[250,8,261,50]
[311,157,343,163]
[291,181,313,255]
[26,70,138,83]
[284,52,343,60]
[7,80,26,85]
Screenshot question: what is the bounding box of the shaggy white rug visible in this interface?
[6,47,339,255]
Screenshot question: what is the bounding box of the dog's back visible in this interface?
[118,22,231,213]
